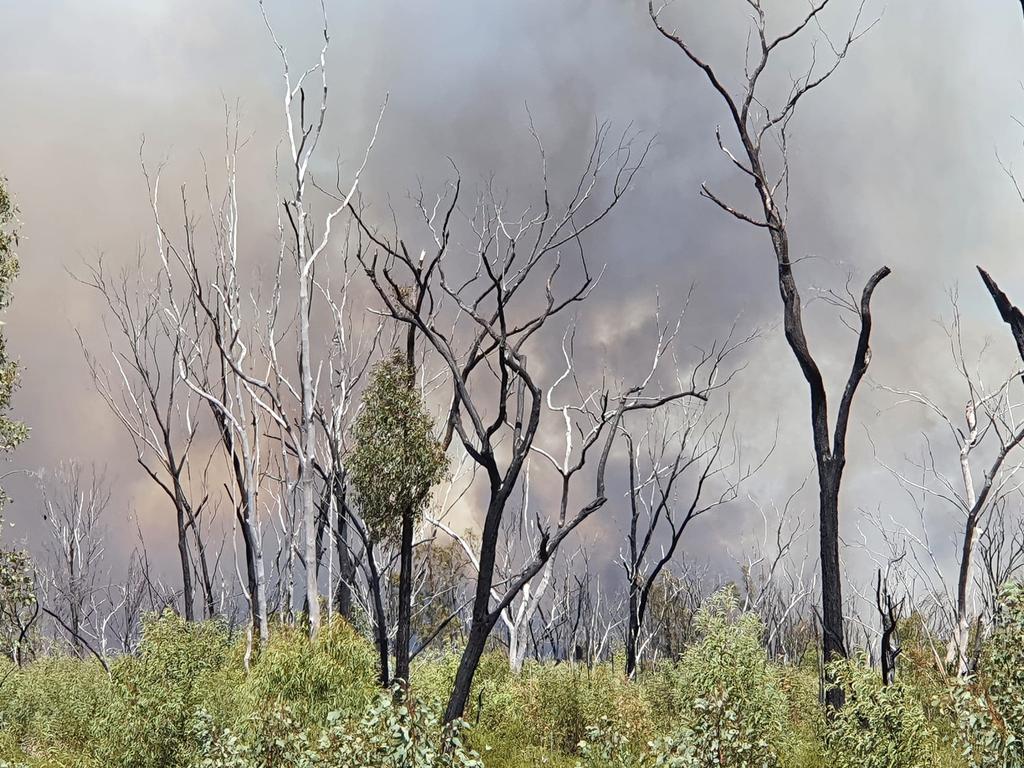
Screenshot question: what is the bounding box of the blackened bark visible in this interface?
[394,506,415,684]
[819,463,846,706]
[238,502,261,640]
[392,296,421,686]
[649,2,891,710]
[979,267,1024,366]
[771,207,888,715]
[186,501,217,619]
[364,539,390,686]
[332,474,353,620]
[444,491,510,722]
[876,570,901,686]
[625,585,640,678]
[444,607,500,724]
[174,488,194,622]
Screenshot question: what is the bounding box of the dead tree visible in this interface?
[875,292,1024,675]
[144,137,272,662]
[978,498,1024,625]
[258,0,384,639]
[314,262,381,622]
[874,560,905,686]
[429,460,578,674]
[78,256,215,621]
[650,0,888,707]
[354,121,723,722]
[621,392,756,678]
[40,462,110,659]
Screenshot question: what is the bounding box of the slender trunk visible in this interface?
[508,623,523,674]
[190,517,216,619]
[626,583,640,678]
[282,518,296,624]
[445,493,505,722]
[365,541,390,686]
[302,492,330,620]
[820,462,846,709]
[238,498,267,654]
[69,538,82,658]
[394,306,418,682]
[300,470,319,637]
[394,505,415,684]
[299,270,321,638]
[209,401,266,651]
[175,489,194,622]
[949,515,981,673]
[947,442,979,673]
[333,482,353,619]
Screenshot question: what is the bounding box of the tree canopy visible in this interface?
[349,350,448,541]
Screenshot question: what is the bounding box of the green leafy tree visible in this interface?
[0,177,26,456]
[350,350,448,685]
[0,176,32,665]
[952,581,1024,767]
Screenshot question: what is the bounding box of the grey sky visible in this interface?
[2,0,1024,595]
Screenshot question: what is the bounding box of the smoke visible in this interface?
[2,0,1024,607]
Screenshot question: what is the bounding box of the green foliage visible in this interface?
[349,350,448,540]
[0,655,111,760]
[0,177,30,667]
[241,616,377,724]
[823,658,930,768]
[951,582,1024,767]
[576,717,644,768]
[654,588,787,768]
[0,543,35,661]
[0,177,27,458]
[0,592,992,768]
[190,689,482,768]
[97,610,238,768]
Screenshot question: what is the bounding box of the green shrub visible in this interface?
[0,655,110,761]
[241,616,377,728]
[190,688,482,768]
[951,582,1024,767]
[450,652,654,763]
[655,588,786,768]
[98,610,237,768]
[823,658,930,768]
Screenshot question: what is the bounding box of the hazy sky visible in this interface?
[3,0,1024,596]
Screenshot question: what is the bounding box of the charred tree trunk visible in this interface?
[394,328,419,685]
[649,0,889,711]
[173,485,194,622]
[394,505,415,684]
[444,492,506,722]
[444,605,500,724]
[625,582,640,678]
[818,460,846,694]
[362,534,390,687]
[876,569,902,686]
[189,511,217,619]
[333,474,354,620]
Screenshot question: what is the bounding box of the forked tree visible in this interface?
[649,0,888,707]
[354,123,732,722]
